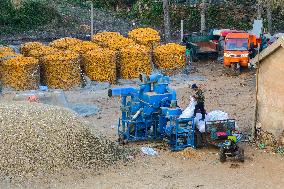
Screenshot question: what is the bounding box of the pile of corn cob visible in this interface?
[154,43,186,70]
[20,42,44,56]
[68,41,101,54]
[82,48,117,83]
[42,51,82,90]
[120,44,151,79]
[91,32,135,50]
[1,56,39,90]
[50,37,82,50]
[27,46,59,59]
[128,28,160,48]
[0,46,14,53]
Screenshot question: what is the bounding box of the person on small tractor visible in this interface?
[219,135,244,162]
[191,84,206,120]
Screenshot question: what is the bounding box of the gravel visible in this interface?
[0,102,128,181]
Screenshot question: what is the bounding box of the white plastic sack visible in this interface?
[194,113,207,133]
[207,110,229,121]
[179,97,197,119]
[141,147,158,156]
[195,110,229,133]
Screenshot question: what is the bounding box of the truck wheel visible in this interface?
[219,148,226,163]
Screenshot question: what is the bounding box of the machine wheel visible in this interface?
[219,148,226,163]
[237,148,245,162]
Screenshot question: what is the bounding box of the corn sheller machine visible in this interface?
[108,73,196,151]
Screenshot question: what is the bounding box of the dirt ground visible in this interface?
[3,61,284,189]
[58,61,284,189]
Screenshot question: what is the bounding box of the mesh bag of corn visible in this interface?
[128,28,161,48]
[1,56,39,90]
[0,46,14,53]
[0,52,23,80]
[68,41,101,54]
[20,42,44,56]
[28,46,59,59]
[154,43,186,70]
[42,51,82,90]
[120,44,152,79]
[49,37,82,50]
[0,51,22,62]
[82,48,117,83]
[91,32,135,50]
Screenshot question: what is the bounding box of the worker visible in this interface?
[192,84,206,120]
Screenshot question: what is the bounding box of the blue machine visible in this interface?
[108,73,196,151]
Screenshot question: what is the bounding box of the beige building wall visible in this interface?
[257,47,284,139]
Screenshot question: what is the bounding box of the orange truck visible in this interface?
[224,32,258,72]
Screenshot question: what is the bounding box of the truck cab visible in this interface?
[224,32,257,71]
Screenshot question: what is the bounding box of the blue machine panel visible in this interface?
[111,74,196,151]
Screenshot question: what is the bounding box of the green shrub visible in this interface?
[0,0,60,29]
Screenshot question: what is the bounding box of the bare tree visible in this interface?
[163,0,171,41]
[200,0,206,34]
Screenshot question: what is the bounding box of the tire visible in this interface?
[219,148,226,163]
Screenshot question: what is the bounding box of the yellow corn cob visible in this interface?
[0,46,14,53]
[91,32,136,50]
[154,43,186,70]
[0,51,22,61]
[49,37,82,50]
[82,48,117,83]
[28,46,59,59]
[120,44,152,79]
[128,28,161,48]
[68,41,100,54]
[1,56,39,90]
[42,51,82,90]
[21,42,44,56]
